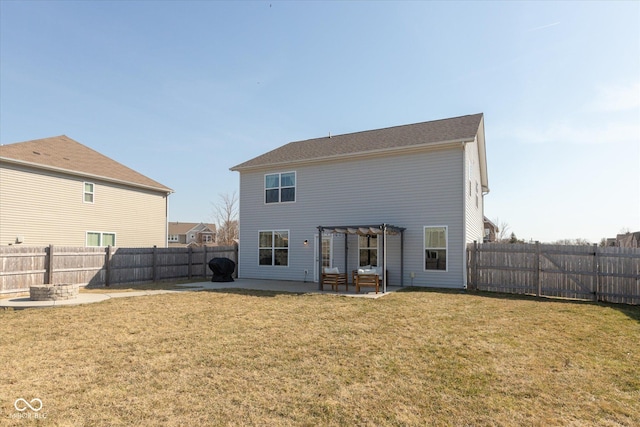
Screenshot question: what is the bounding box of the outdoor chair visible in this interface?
[355,273,380,294]
[320,267,348,292]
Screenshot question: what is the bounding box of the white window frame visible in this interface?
[83,182,95,204]
[258,230,289,267]
[264,171,296,204]
[168,235,179,242]
[424,226,448,272]
[358,234,379,267]
[86,231,117,247]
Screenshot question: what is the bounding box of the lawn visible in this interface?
[1,287,639,426]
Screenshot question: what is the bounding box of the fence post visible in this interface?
[152,245,158,282]
[203,246,208,278]
[105,245,112,287]
[535,241,541,297]
[470,241,478,290]
[188,246,193,280]
[45,244,54,285]
[593,243,600,302]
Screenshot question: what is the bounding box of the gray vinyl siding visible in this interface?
[237,145,467,288]
[0,163,168,247]
[465,137,485,244]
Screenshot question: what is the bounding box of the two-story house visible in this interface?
[0,135,173,247]
[168,222,217,247]
[231,113,489,289]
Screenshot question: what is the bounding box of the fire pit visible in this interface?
[30,284,79,301]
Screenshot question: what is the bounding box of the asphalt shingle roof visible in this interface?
[232,113,484,170]
[0,135,172,193]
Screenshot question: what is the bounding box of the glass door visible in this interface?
[314,234,333,282]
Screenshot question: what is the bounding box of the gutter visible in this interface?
[230,137,475,172]
[0,157,174,195]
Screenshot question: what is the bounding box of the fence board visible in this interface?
[0,244,238,294]
[468,243,640,305]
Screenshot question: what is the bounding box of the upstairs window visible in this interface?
[265,172,296,203]
[84,182,94,203]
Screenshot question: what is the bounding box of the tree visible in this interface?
[551,238,593,246]
[212,192,238,246]
[492,217,511,242]
[508,232,525,244]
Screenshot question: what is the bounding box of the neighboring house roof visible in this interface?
[0,135,173,194]
[168,222,216,235]
[616,232,640,248]
[231,113,488,192]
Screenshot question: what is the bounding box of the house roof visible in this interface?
[231,113,485,171]
[0,135,173,194]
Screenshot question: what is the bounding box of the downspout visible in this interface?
[461,141,468,288]
[383,224,388,293]
[165,193,170,248]
[317,226,323,290]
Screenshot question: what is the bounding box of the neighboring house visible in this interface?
[168,222,217,247]
[606,232,640,248]
[483,217,499,243]
[0,135,173,247]
[230,113,489,289]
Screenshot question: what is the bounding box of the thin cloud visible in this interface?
[511,121,639,145]
[525,22,561,33]
[589,82,640,112]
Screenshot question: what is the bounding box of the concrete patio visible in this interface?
[0,278,402,309]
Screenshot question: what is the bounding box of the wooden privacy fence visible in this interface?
[467,242,640,305]
[0,244,238,295]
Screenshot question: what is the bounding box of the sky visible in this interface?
[1,1,638,244]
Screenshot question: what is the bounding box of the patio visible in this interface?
[184,278,401,299]
[0,278,401,309]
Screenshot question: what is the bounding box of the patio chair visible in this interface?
[320,267,348,292]
[355,273,380,294]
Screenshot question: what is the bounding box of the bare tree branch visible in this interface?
[212,192,238,246]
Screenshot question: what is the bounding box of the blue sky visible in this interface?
[1,1,638,243]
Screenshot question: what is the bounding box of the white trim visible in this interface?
[264,171,296,205]
[86,231,117,247]
[1,157,173,195]
[423,225,448,272]
[83,181,95,204]
[232,138,474,172]
[313,234,333,282]
[357,233,379,267]
[258,229,290,267]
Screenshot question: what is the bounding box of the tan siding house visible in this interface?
[0,135,173,247]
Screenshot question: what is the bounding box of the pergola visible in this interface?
[317,223,406,293]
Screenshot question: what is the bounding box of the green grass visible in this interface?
[1,287,639,426]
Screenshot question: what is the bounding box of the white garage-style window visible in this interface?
[86,232,116,247]
[259,230,289,266]
[265,172,296,204]
[424,226,447,271]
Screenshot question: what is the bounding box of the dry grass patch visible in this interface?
[1,288,639,426]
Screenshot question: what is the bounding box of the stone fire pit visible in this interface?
[30,284,79,301]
